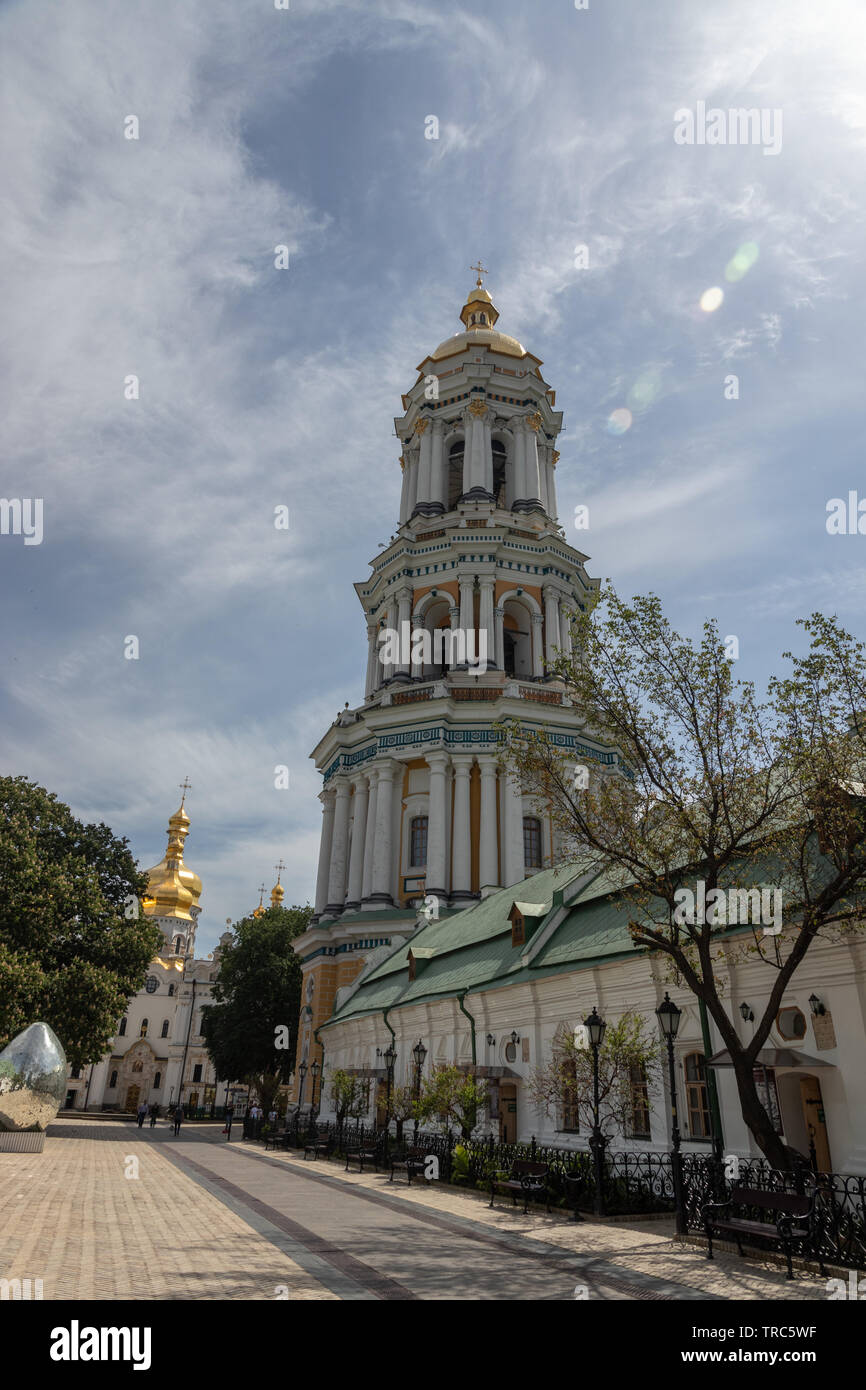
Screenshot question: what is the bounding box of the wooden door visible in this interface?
[125,1084,140,1114]
[499,1084,517,1144]
[800,1076,832,1171]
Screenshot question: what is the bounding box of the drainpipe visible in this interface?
[457,992,477,1065]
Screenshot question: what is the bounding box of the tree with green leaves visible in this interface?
[529,1012,660,1142]
[329,1068,368,1148]
[0,776,161,1068]
[502,591,866,1170]
[384,1082,417,1143]
[201,902,311,1119]
[416,1064,489,1140]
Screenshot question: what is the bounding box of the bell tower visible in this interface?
[290,270,614,1104]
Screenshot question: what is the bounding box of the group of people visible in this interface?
[136,1100,185,1135]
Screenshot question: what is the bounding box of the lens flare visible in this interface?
[700,286,724,313]
[606,407,632,435]
[628,369,663,412]
[725,242,760,283]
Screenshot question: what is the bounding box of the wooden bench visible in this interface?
[701,1183,821,1279]
[345,1145,379,1173]
[264,1130,291,1152]
[489,1160,550,1214]
[389,1146,427,1185]
[303,1128,332,1160]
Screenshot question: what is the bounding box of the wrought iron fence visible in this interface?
[252,1118,866,1268]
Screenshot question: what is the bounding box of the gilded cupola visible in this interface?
[141,784,202,922]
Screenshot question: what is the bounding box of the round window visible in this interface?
[504,1042,517,1063]
[145,976,158,994]
[776,1006,806,1041]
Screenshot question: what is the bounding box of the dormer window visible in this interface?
[511,910,526,948]
[408,950,416,982]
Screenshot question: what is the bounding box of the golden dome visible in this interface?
[431,327,527,361]
[252,885,266,919]
[270,862,286,908]
[426,273,528,363]
[142,792,202,923]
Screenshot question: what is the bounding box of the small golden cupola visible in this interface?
[252,884,266,919]
[430,263,526,362]
[141,781,202,922]
[270,859,286,908]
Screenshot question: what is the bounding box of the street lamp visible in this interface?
[412,1039,427,1141]
[383,1044,396,1158]
[584,1007,607,1217]
[298,1060,308,1109]
[310,1060,321,1127]
[655,992,686,1235]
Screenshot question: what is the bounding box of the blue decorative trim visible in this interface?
[323,724,616,782]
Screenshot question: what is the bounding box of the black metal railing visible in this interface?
[248,1118,866,1269]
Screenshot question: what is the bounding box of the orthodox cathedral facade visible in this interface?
[289,275,866,1175]
[63,794,238,1115]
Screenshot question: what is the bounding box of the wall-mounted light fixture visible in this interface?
[739,1002,755,1022]
[486,1033,496,1047]
[510,1030,520,1045]
[809,994,827,1017]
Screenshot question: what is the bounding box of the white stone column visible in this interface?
[361,768,379,905]
[416,421,433,508]
[469,407,486,492]
[547,450,559,519]
[431,419,446,510]
[406,448,419,518]
[425,751,449,899]
[395,587,412,681]
[524,422,541,507]
[479,758,499,889]
[462,414,474,497]
[560,605,574,661]
[458,576,474,665]
[370,760,397,904]
[411,600,425,679]
[494,604,505,672]
[365,621,379,698]
[345,777,369,910]
[382,598,398,683]
[314,789,336,918]
[399,458,410,524]
[450,755,473,902]
[502,767,525,887]
[482,415,493,496]
[478,577,495,671]
[537,445,550,514]
[543,586,561,669]
[531,612,545,678]
[512,426,527,505]
[325,776,351,914]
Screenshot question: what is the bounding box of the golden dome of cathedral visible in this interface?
[428,272,529,363]
[141,791,202,922]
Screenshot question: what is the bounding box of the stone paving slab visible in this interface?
[0,1122,337,1301]
[0,1121,835,1301]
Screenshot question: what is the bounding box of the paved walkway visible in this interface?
[0,1121,832,1301]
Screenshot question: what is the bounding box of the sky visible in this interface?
[1,0,865,956]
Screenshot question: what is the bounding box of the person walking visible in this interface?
[149,1103,159,1128]
[137,1101,147,1128]
[242,1106,251,1140]
[172,1103,184,1136]
[224,1104,234,1141]
[268,1108,278,1132]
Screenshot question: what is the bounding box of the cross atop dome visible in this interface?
[470,259,489,288]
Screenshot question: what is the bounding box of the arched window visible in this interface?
[491,439,507,505]
[410,815,428,868]
[154,1071,162,1090]
[448,440,464,509]
[173,936,184,955]
[523,816,542,869]
[161,1020,170,1038]
[628,1063,651,1138]
[553,1024,579,1132]
[683,1052,710,1138]
[118,1018,127,1037]
[168,983,175,997]
[109,1070,118,1089]
[140,1019,148,1038]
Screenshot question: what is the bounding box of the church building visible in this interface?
[64,791,233,1114]
[290,273,866,1175]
